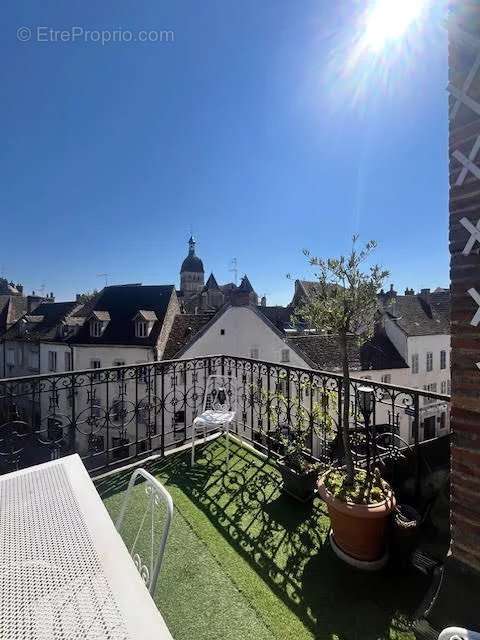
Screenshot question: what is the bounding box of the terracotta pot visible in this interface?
[317,470,396,562]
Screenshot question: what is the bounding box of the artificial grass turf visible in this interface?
[97,437,430,640]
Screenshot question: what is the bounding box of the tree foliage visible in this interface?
[294,236,389,483]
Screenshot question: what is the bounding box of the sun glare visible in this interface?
[365,0,428,51]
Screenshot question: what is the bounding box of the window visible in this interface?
[220,329,225,335]
[276,380,288,395]
[64,351,73,372]
[441,380,447,395]
[135,321,149,338]
[447,380,451,395]
[47,417,63,443]
[91,321,103,337]
[439,412,446,430]
[17,346,23,366]
[281,349,290,363]
[381,374,391,384]
[440,350,447,370]
[91,398,102,418]
[91,359,101,380]
[6,348,15,366]
[114,360,125,380]
[48,351,57,372]
[138,366,148,384]
[250,348,259,359]
[29,350,39,370]
[423,416,436,440]
[423,383,437,405]
[411,354,419,374]
[426,352,433,372]
[174,410,185,425]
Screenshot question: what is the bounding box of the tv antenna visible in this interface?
[229,258,238,286]
[97,273,109,287]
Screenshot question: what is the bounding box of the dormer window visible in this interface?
[133,310,157,338]
[89,311,111,338]
[91,321,104,337]
[136,321,148,338]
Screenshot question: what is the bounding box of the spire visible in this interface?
[204,273,220,291]
[188,236,196,256]
[238,274,254,293]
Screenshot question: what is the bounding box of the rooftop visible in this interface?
[98,437,435,640]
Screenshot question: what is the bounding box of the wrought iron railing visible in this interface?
[0,355,451,476]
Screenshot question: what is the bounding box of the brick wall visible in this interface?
[449,2,480,573]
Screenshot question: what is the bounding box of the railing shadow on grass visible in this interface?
[96,438,431,640]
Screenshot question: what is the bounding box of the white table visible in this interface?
[0,454,174,640]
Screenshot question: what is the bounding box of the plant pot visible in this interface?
[277,459,318,503]
[317,470,396,565]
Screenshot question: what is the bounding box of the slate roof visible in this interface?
[181,255,204,273]
[68,285,175,346]
[163,313,216,360]
[203,273,220,291]
[238,275,254,293]
[134,310,158,322]
[382,292,450,336]
[288,333,408,373]
[3,301,79,341]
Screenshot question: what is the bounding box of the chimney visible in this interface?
[260,295,267,307]
[17,283,23,294]
[27,295,43,313]
[420,288,431,296]
[404,287,414,296]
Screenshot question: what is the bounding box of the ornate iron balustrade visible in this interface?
[0,355,451,475]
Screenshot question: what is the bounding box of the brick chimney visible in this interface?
[420,5,480,632]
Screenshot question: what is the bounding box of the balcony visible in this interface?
[0,356,451,639]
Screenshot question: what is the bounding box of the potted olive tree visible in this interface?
[296,237,396,567]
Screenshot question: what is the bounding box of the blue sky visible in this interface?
[1,1,448,305]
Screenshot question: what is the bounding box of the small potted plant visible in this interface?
[262,381,334,502]
[297,237,396,566]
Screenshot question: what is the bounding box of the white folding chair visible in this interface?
[439,629,480,640]
[191,374,237,466]
[115,468,173,595]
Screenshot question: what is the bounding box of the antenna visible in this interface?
[97,273,109,287]
[229,258,238,286]
[39,283,46,296]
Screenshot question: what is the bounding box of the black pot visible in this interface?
[277,459,318,502]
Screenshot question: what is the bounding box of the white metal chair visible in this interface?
[191,374,237,466]
[115,468,173,595]
[439,629,480,640]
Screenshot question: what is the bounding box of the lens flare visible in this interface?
[364,0,428,51]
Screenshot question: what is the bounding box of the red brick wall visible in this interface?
[449,2,480,572]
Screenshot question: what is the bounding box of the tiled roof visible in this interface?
[0,295,28,335]
[288,333,408,373]
[69,285,175,346]
[382,292,450,336]
[257,306,294,331]
[163,313,215,359]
